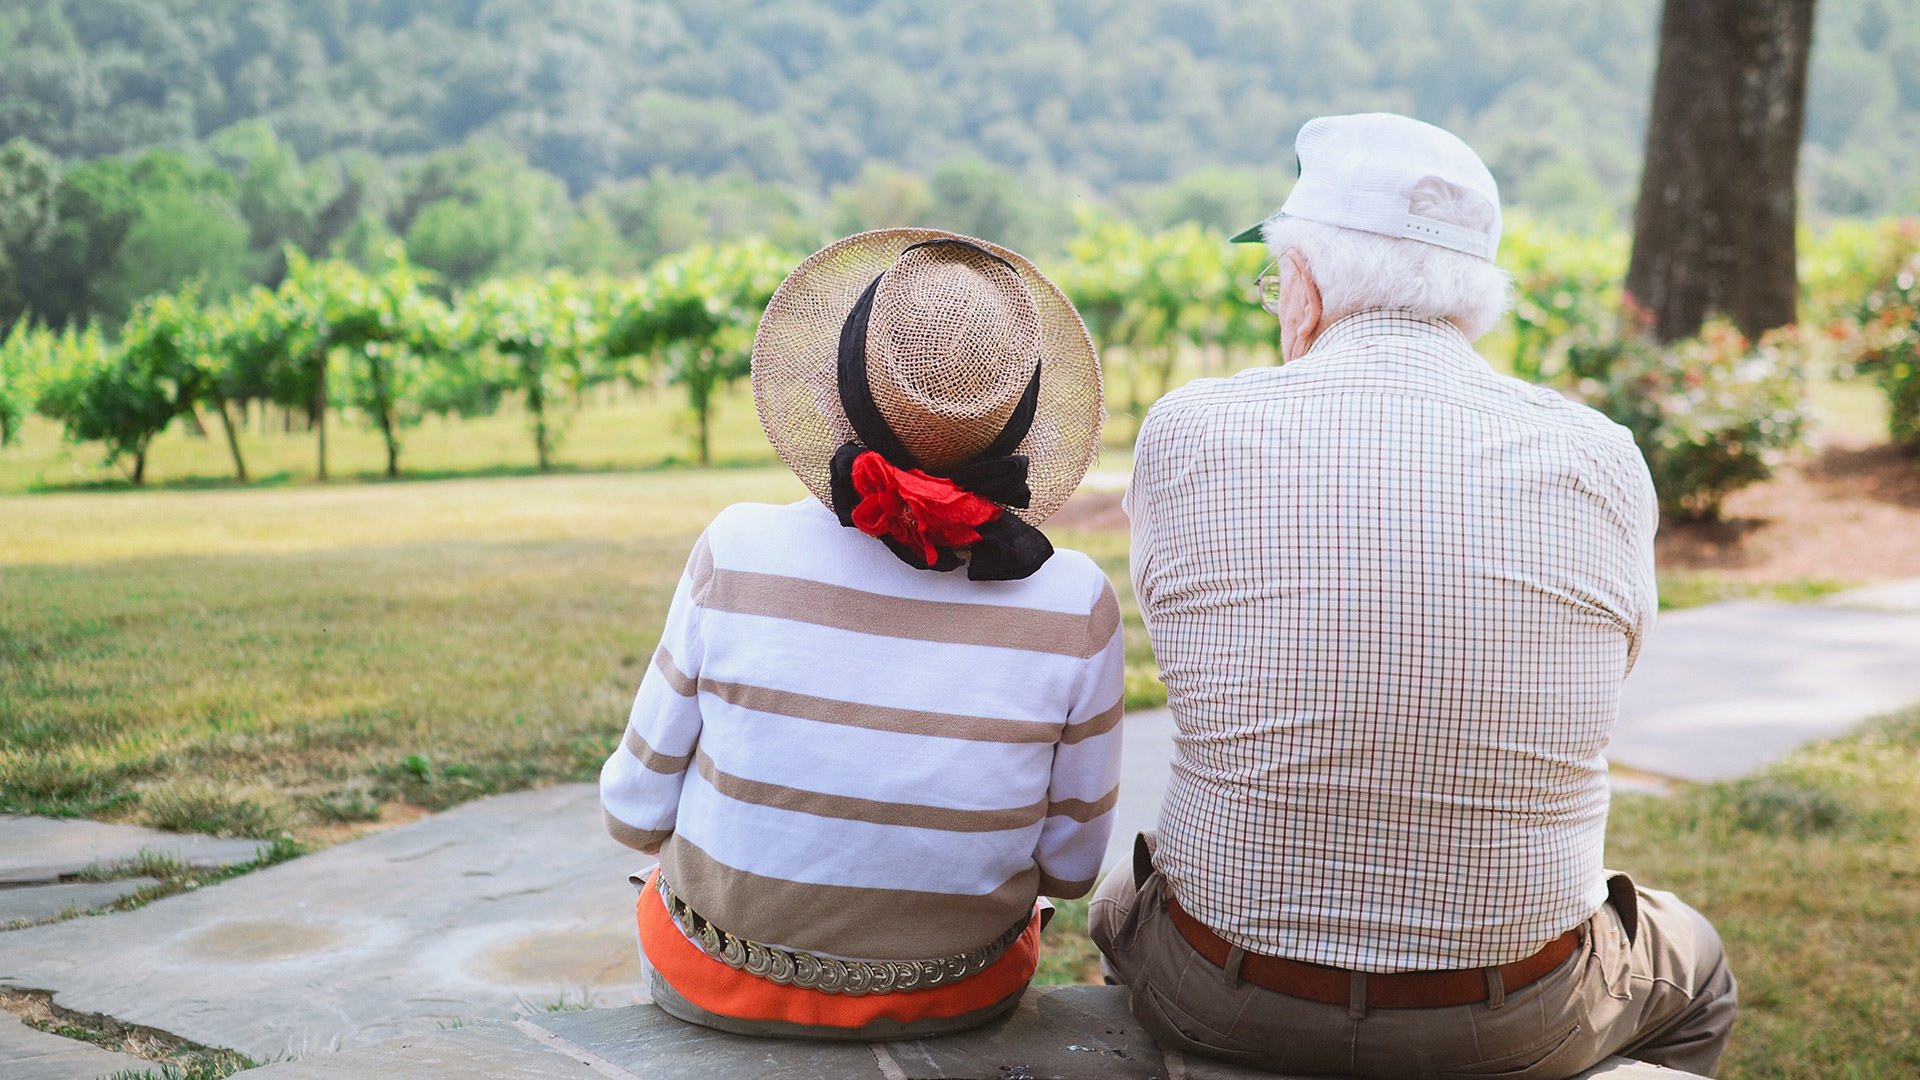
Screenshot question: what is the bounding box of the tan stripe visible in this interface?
[652,646,696,697]
[1038,873,1096,899]
[623,727,694,775]
[604,809,672,854]
[1046,785,1119,823]
[704,568,1106,657]
[1087,583,1121,655]
[700,676,1060,744]
[660,838,1038,959]
[694,748,1045,833]
[687,533,714,603]
[1060,699,1123,745]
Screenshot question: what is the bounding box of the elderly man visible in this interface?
[1092,113,1737,1079]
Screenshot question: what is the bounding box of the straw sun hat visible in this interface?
[752,228,1103,581]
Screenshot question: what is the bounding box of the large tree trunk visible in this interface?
[1625,0,1816,343]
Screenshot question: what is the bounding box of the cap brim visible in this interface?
[1228,222,1267,244]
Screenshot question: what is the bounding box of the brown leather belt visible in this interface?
[1165,894,1583,1009]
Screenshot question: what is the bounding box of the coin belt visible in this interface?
[655,875,1029,996]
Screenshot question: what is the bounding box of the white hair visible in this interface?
[1262,181,1512,341]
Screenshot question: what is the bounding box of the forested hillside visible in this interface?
[1,0,1916,335]
[3,0,1915,213]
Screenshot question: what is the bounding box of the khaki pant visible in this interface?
[1090,835,1737,1079]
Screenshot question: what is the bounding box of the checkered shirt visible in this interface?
[1126,310,1658,972]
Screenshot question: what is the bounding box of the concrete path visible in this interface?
[1613,591,1920,781]
[3,581,1916,1076]
[237,985,1695,1080]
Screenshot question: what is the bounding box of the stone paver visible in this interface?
[0,816,265,884]
[241,986,1698,1079]
[0,878,159,926]
[0,1010,151,1080]
[0,784,651,1063]
[235,1021,606,1080]
[527,1007,889,1079]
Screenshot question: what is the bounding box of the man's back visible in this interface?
[1127,310,1658,973]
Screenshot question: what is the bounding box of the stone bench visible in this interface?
[243,985,1704,1079]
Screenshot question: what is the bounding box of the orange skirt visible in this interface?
[635,868,1040,1030]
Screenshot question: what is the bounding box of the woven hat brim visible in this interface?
[751,228,1104,526]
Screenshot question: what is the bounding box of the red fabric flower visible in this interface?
[848,451,1002,566]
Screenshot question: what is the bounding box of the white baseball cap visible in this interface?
[1229,112,1502,261]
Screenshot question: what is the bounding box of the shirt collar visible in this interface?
[1303,309,1475,360]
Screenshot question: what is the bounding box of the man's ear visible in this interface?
[1281,249,1323,361]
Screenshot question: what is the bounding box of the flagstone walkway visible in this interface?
[3,581,1916,1077]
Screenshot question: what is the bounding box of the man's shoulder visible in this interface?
[1138,367,1291,437]
[1497,379,1646,462]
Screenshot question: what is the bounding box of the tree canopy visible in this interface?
[1,0,1913,219]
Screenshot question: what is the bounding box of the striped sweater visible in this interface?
[601,498,1126,962]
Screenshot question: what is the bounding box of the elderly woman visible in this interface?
[600,229,1124,1040]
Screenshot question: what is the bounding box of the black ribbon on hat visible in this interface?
[827,239,1054,581]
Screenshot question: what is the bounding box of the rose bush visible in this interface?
[1567,306,1806,521]
[1842,222,1920,451]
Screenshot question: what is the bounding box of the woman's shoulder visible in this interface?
[1033,545,1106,590]
[702,499,839,549]
[980,544,1114,617]
[702,502,1114,614]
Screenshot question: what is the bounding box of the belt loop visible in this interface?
[1347,971,1367,1020]
[1223,946,1246,989]
[1483,966,1506,1009]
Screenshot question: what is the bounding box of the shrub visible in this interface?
[1847,229,1920,451]
[1499,213,1628,383]
[1568,306,1807,521]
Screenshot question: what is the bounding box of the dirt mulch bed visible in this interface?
[1659,442,1920,583]
[1056,441,1920,586]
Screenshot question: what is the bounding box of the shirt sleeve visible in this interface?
[600,533,710,854]
[1034,577,1126,898]
[1124,411,1160,616]
[1622,450,1660,675]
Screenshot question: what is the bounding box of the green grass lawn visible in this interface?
[1606,709,1920,1079]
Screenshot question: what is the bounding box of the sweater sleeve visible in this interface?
[1034,577,1126,898]
[600,533,710,855]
